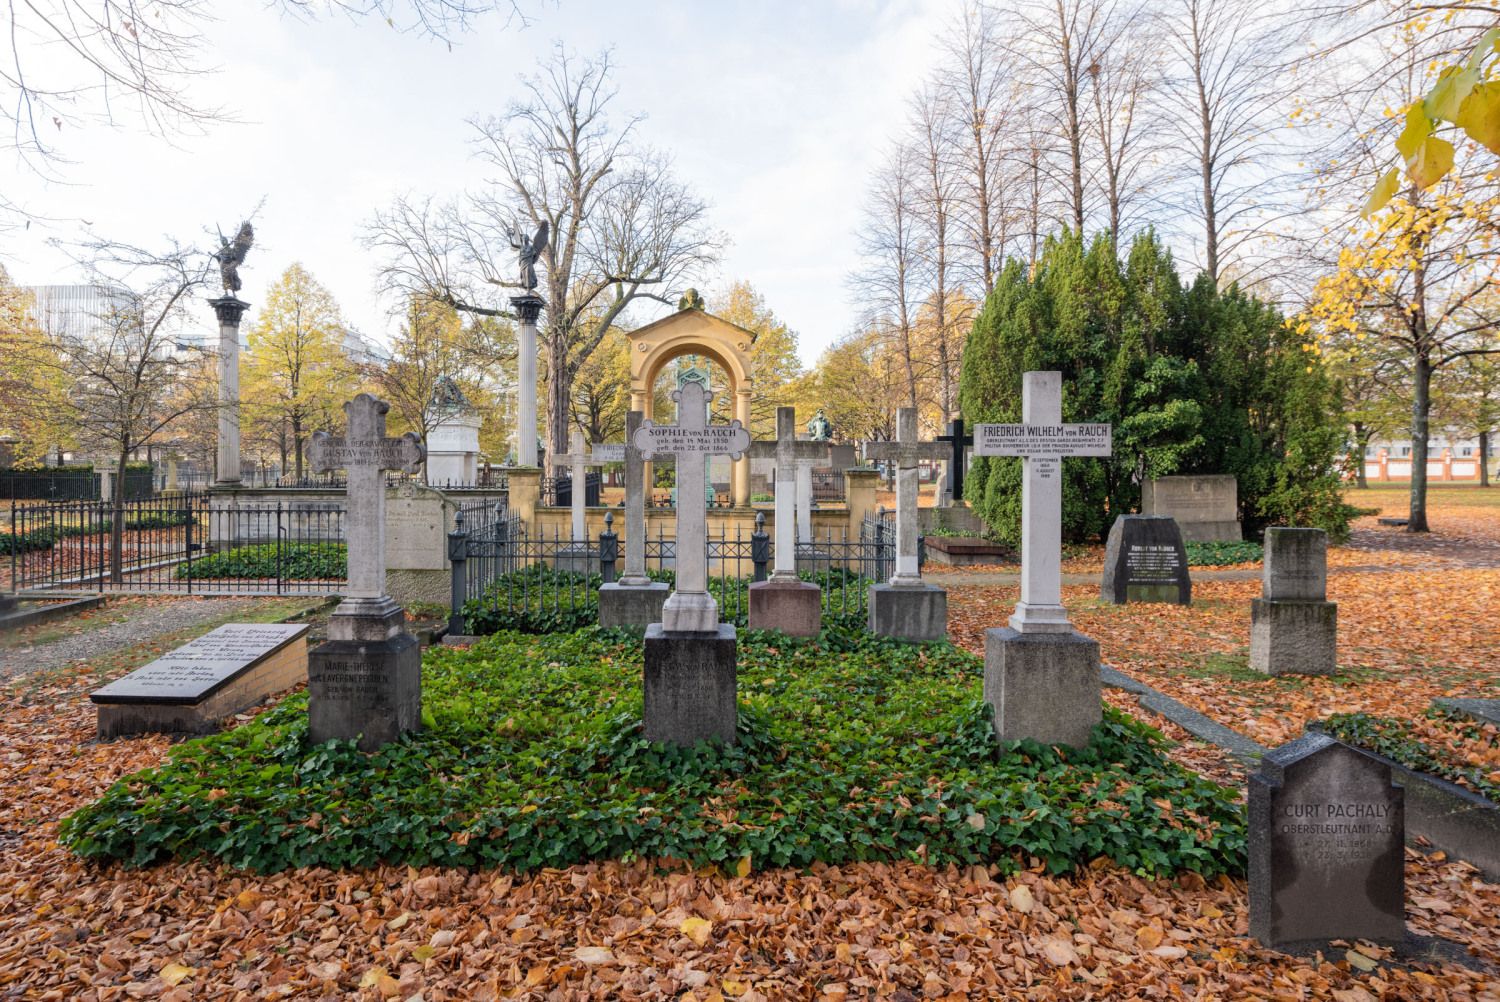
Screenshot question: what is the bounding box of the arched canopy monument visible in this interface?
[628,310,756,507]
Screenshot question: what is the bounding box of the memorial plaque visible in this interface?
[1100,515,1190,605]
[92,624,308,705]
[591,443,626,463]
[1263,527,1328,602]
[91,623,310,738]
[634,425,751,455]
[1250,733,1405,947]
[972,422,1112,458]
[1142,474,1242,542]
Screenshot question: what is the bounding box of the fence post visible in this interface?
[599,511,618,584]
[751,511,769,582]
[448,509,468,637]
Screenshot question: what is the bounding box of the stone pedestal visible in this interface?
[308,597,421,753]
[748,579,821,637]
[868,582,947,642]
[598,581,669,628]
[983,627,1100,748]
[643,623,737,746]
[555,547,595,576]
[426,412,481,486]
[1250,599,1338,675]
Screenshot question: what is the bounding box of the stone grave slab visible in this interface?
[1252,527,1337,675]
[91,623,310,738]
[1250,732,1405,948]
[1142,474,1242,542]
[1101,515,1191,605]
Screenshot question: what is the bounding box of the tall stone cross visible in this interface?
[551,429,607,542]
[633,381,749,631]
[308,394,425,600]
[973,371,1111,632]
[618,411,650,586]
[862,408,947,585]
[748,407,829,578]
[935,418,974,504]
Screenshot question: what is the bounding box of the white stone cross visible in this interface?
[619,411,650,586]
[862,408,948,585]
[551,429,608,542]
[633,381,750,631]
[748,407,830,579]
[308,394,425,600]
[972,371,1111,633]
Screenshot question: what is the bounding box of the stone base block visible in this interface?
[1250,599,1337,675]
[1179,519,1242,543]
[868,582,947,642]
[308,632,422,753]
[643,623,737,746]
[984,627,1101,748]
[748,579,821,636]
[598,581,669,628]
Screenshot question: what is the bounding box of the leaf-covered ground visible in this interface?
[2,485,1499,998]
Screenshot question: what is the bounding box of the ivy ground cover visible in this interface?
[62,627,1243,877]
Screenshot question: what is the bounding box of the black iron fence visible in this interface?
[5,493,346,595]
[0,468,154,501]
[449,511,896,635]
[862,506,925,571]
[540,473,602,508]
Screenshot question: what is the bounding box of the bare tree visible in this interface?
[1158,0,1303,285]
[1084,13,1165,243]
[850,143,926,410]
[29,235,216,580]
[910,83,969,420]
[368,46,718,473]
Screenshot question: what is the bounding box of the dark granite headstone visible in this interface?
[1100,515,1191,605]
[1250,733,1405,948]
[91,623,309,737]
[643,624,737,746]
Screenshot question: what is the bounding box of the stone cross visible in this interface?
[619,411,650,586]
[972,371,1111,632]
[551,429,607,542]
[308,394,425,599]
[748,407,830,579]
[633,381,749,631]
[862,408,948,585]
[935,418,973,504]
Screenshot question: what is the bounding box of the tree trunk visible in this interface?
[293,415,304,480]
[1353,421,1368,489]
[1480,428,1491,488]
[546,338,571,476]
[1409,354,1431,532]
[110,443,129,584]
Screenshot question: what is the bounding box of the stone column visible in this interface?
[732,388,752,507]
[511,294,544,468]
[210,296,250,486]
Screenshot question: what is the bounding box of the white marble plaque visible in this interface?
[973,423,1112,458]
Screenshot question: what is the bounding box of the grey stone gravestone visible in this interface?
[1250,733,1405,948]
[1251,527,1337,675]
[599,411,669,628]
[306,394,425,752]
[1142,474,1242,542]
[91,623,309,738]
[862,408,949,642]
[746,406,825,637]
[634,382,749,745]
[972,373,1113,748]
[1100,515,1191,605]
[552,429,607,574]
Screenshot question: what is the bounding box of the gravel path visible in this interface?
[0,597,272,682]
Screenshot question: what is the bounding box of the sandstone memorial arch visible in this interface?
[627,310,757,508]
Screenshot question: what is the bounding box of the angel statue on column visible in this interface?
[509,219,549,292]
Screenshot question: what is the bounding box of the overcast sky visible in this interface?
[3,0,951,366]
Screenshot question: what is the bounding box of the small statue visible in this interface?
[213,221,254,294]
[429,375,470,416]
[508,218,549,291]
[677,288,705,311]
[807,408,833,442]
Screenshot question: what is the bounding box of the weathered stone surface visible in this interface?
[1250,598,1338,675]
[385,485,449,572]
[1142,474,1241,542]
[92,624,309,738]
[1435,697,1500,727]
[1263,527,1328,601]
[868,582,947,642]
[554,547,596,576]
[1100,515,1191,605]
[598,581,669,628]
[983,627,1100,749]
[1249,733,1405,948]
[308,610,421,753]
[747,579,821,636]
[643,623,737,746]
[922,536,1014,566]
